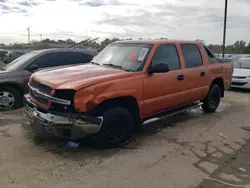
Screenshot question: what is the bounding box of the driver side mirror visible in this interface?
[148,63,170,74]
[26,64,38,72]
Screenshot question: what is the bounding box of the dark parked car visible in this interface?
[0,48,97,109]
[2,51,26,64]
[0,50,9,61]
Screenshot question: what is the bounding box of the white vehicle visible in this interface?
[231,57,250,89]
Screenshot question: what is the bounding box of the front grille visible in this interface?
[231,82,247,86]
[30,89,48,105]
[30,80,52,105]
[30,81,52,94]
[233,76,247,79]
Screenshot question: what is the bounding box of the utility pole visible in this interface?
[40,34,43,41]
[222,0,228,58]
[27,27,31,45]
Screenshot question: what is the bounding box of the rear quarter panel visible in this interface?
[207,61,233,90]
[197,43,233,91]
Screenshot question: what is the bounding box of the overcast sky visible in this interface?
[0,0,249,45]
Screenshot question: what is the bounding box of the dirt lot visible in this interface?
[1,90,250,188]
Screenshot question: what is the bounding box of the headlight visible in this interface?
[54,89,76,101]
[51,90,76,113]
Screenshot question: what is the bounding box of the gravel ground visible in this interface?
[0,89,250,188]
[197,138,250,188]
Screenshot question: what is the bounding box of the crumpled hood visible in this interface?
[32,64,131,90]
[233,68,250,77]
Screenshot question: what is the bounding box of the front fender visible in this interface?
[74,77,144,112]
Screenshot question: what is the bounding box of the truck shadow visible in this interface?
[139,102,229,135]
[30,135,123,159]
[29,102,232,159]
[132,101,232,147]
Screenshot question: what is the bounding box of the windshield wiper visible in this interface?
[103,63,123,70]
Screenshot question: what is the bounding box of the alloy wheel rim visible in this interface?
[0,91,15,109]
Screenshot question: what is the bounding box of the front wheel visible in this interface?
[202,84,221,113]
[91,107,134,149]
[0,87,22,110]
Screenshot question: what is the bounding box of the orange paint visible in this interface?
[29,40,233,118]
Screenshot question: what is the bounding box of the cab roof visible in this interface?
[114,39,201,45]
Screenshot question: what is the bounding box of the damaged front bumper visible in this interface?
[23,94,103,139]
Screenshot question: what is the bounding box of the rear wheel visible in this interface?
[202,84,221,113]
[91,107,134,149]
[0,87,22,109]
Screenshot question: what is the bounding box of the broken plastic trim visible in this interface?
[24,104,103,135]
[28,83,71,105]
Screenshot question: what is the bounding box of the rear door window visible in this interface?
[204,46,218,64]
[181,44,203,68]
[28,52,93,69]
[61,52,93,65]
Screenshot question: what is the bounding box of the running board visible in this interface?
[142,102,202,125]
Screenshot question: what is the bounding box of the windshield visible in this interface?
[92,43,153,72]
[3,51,38,71]
[233,58,250,69]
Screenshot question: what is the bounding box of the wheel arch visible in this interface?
[93,96,141,126]
[210,77,224,97]
[0,82,24,95]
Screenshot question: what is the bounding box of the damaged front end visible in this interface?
[24,91,103,139]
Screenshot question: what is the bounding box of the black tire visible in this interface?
[91,107,134,149]
[0,87,22,109]
[202,84,221,113]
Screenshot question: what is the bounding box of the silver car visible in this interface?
[231,57,250,89]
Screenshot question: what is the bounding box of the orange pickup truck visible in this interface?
[24,40,233,148]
